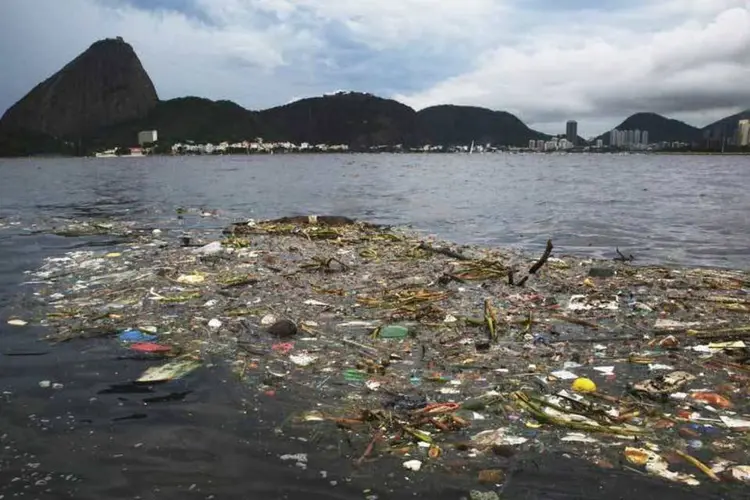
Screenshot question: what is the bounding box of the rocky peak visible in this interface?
[0,37,158,138]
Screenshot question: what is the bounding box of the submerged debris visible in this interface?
[19,213,750,490]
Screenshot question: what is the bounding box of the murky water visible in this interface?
[4,153,750,269]
[1,153,748,499]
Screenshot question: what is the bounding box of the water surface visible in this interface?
[3,153,749,268]
[1,153,747,499]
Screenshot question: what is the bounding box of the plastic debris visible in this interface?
[7,319,27,326]
[378,325,409,339]
[289,352,318,366]
[720,416,750,429]
[689,392,732,409]
[560,433,598,443]
[648,363,674,371]
[550,370,579,380]
[571,377,597,393]
[631,371,695,399]
[193,241,222,255]
[260,314,277,325]
[728,465,750,483]
[176,273,205,284]
[271,342,294,355]
[402,460,422,472]
[343,369,366,382]
[279,453,307,470]
[472,428,529,447]
[624,447,700,486]
[118,329,158,343]
[129,342,171,353]
[303,299,330,307]
[136,356,202,382]
[16,214,750,492]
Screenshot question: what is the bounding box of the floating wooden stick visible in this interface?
[614,247,635,262]
[515,239,554,287]
[529,239,554,275]
[417,241,471,261]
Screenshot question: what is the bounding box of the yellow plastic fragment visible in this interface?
[571,377,597,393]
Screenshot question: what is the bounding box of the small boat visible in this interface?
[95,149,117,158]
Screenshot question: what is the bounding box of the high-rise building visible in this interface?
[626,130,635,146]
[739,119,750,146]
[529,139,536,150]
[596,139,603,148]
[566,120,578,146]
[642,131,649,146]
[137,130,158,146]
[634,129,642,145]
[609,129,617,146]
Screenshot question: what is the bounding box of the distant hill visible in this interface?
[596,112,703,144]
[257,92,417,148]
[0,37,157,139]
[87,97,261,149]
[701,109,750,141]
[416,105,548,147]
[0,129,75,157]
[0,37,554,155]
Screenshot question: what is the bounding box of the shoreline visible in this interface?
[4,149,749,160]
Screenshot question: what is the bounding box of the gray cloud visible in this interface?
[397,1,750,135]
[595,88,750,119]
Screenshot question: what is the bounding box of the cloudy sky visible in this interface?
[1,0,750,136]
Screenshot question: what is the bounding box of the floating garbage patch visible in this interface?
[15,213,750,492]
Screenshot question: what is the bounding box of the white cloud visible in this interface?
[396,1,750,135]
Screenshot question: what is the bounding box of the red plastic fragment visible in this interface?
[272,342,294,354]
[130,342,171,353]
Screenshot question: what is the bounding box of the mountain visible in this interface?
[416,105,548,147]
[3,36,748,156]
[257,92,417,148]
[0,129,75,157]
[701,109,750,141]
[92,95,547,151]
[597,112,702,144]
[0,37,158,140]
[87,97,261,149]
